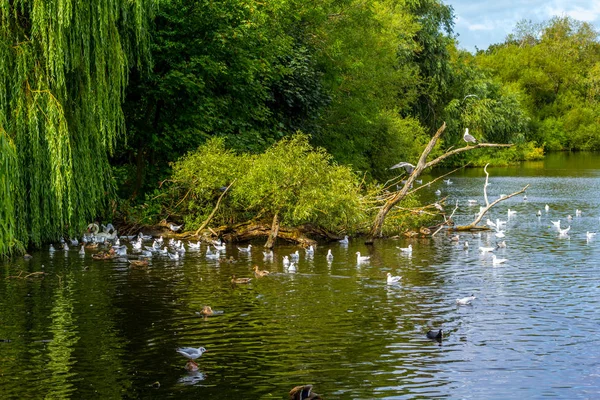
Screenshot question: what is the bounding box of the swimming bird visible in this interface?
[456,295,476,306]
[463,241,469,250]
[282,255,290,266]
[290,250,300,261]
[289,384,323,400]
[463,128,477,144]
[444,179,453,185]
[496,240,507,248]
[287,262,297,272]
[558,226,571,236]
[426,329,443,341]
[435,189,441,196]
[523,194,528,201]
[49,244,55,253]
[188,241,201,250]
[176,347,207,370]
[231,275,252,284]
[536,210,542,217]
[79,245,85,255]
[326,249,333,261]
[339,235,349,245]
[169,223,183,232]
[494,231,505,238]
[479,246,495,253]
[507,209,517,217]
[551,220,561,229]
[587,231,597,240]
[545,204,550,212]
[237,244,252,253]
[168,251,180,260]
[576,209,582,217]
[398,244,413,254]
[486,219,497,229]
[356,252,370,263]
[263,250,274,261]
[492,255,507,265]
[128,259,149,269]
[567,215,573,221]
[467,199,478,206]
[389,161,415,175]
[198,306,214,316]
[305,245,314,256]
[253,265,270,278]
[386,272,402,285]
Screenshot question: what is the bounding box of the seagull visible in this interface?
[169,223,183,232]
[467,199,478,206]
[326,249,333,261]
[551,220,561,229]
[263,250,274,261]
[287,262,297,272]
[586,232,596,240]
[463,241,469,250]
[168,251,180,260]
[176,347,207,370]
[237,244,252,253]
[492,255,507,265]
[523,195,528,201]
[79,245,85,255]
[456,294,476,306]
[389,161,415,175]
[386,272,402,285]
[290,250,300,261]
[558,226,571,236]
[545,204,550,212]
[486,219,497,229]
[536,210,542,217]
[494,231,505,238]
[305,245,315,256]
[463,128,477,144]
[507,209,517,217]
[397,244,412,253]
[188,241,201,250]
[575,209,582,217]
[356,252,370,263]
[282,256,290,266]
[479,246,495,253]
[444,179,453,185]
[496,240,507,248]
[435,189,441,196]
[339,235,349,245]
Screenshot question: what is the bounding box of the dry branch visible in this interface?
[454,164,529,230]
[368,122,515,240]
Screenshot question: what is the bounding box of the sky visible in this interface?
[444,0,600,52]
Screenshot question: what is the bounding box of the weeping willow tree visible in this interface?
[0,0,152,254]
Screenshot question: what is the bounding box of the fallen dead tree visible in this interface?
[453,164,529,231]
[369,122,514,241]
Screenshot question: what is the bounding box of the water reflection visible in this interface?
[1,153,600,398]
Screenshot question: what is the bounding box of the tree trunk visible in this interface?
[264,213,280,249]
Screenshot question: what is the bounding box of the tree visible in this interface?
[0,0,152,254]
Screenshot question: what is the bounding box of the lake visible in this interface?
[1,152,599,399]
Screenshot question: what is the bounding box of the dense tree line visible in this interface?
[1,1,598,254]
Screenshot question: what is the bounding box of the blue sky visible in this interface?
[444,0,600,52]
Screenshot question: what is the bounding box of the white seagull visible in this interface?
[356,252,370,263]
[545,204,550,212]
[339,235,349,245]
[456,295,476,306]
[463,128,477,144]
[176,346,207,361]
[389,161,415,175]
[558,226,571,236]
[326,249,333,261]
[492,255,507,266]
[169,223,183,232]
[586,231,596,240]
[237,244,252,253]
[479,246,495,253]
[386,273,402,285]
[397,244,412,254]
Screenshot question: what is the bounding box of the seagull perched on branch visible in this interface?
[389,161,415,175]
[463,128,478,144]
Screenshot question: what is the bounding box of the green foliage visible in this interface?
[476,16,600,151]
[233,134,365,231]
[158,134,367,233]
[0,0,152,254]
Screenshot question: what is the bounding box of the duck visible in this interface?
[253,265,270,278]
[128,259,149,269]
[289,384,322,400]
[231,275,252,284]
[176,347,207,370]
[198,306,214,316]
[386,272,401,285]
[426,329,443,341]
[456,295,476,306]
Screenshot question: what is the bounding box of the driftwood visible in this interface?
[368,122,513,241]
[453,164,529,230]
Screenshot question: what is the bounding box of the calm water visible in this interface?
[1,153,600,399]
